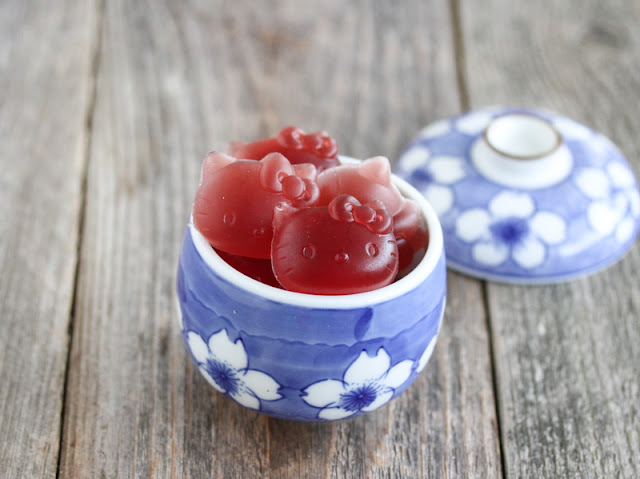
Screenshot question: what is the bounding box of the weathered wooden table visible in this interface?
[2,1,639,477]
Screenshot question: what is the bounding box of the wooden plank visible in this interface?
[459,0,640,477]
[59,0,501,477]
[0,1,100,477]
[57,0,198,476]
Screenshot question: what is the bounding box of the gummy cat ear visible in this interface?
[259,152,295,193]
[359,156,392,185]
[272,202,298,230]
[201,151,235,183]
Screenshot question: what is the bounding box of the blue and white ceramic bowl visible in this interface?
[176,174,446,421]
[396,106,640,284]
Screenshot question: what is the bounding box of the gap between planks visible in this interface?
[55,0,107,477]
[448,0,471,111]
[450,0,506,475]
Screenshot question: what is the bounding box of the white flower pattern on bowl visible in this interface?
[301,348,413,420]
[575,162,640,244]
[187,329,282,410]
[455,191,567,269]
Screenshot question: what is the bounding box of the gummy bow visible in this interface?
[259,153,320,207]
[277,126,338,159]
[328,194,394,235]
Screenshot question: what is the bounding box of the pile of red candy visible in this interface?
[193,126,429,295]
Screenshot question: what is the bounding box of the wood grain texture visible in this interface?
[58,0,198,476]
[459,0,640,477]
[0,1,99,477]
[58,0,501,477]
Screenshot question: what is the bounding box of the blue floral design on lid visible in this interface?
[455,191,566,270]
[396,107,640,283]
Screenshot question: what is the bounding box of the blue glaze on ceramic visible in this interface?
[396,106,640,284]
[176,176,446,421]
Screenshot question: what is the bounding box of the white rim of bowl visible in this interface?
[189,158,444,309]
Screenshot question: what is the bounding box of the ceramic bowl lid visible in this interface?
[395,106,640,284]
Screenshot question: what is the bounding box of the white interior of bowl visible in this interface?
[485,113,561,159]
[190,156,444,309]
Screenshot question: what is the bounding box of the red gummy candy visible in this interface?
[228,126,340,173]
[316,157,406,215]
[318,156,429,278]
[393,201,429,278]
[215,249,282,288]
[271,194,398,295]
[193,151,319,259]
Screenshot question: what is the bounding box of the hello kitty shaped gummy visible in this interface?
[271,194,399,295]
[317,156,405,214]
[228,126,340,173]
[317,157,429,275]
[193,151,319,259]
